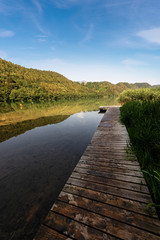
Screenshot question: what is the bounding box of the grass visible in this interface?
[118,88,160,104]
[120,101,160,217]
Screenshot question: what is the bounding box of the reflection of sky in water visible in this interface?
[0,111,102,158]
[0,111,103,240]
[77,112,84,119]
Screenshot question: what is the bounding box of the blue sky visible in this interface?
[0,0,160,85]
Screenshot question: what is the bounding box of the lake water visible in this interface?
[0,100,112,240]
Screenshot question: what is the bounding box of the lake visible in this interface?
[0,98,118,240]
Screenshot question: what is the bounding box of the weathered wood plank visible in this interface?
[83,152,137,161]
[86,147,131,154]
[75,163,143,177]
[51,201,160,240]
[73,167,146,184]
[57,192,160,234]
[34,225,73,240]
[80,155,138,165]
[70,171,149,193]
[62,184,157,217]
[44,211,117,240]
[67,177,152,203]
[79,159,141,171]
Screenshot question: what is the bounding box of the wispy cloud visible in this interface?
[50,0,79,8]
[0,29,15,37]
[38,38,48,42]
[80,24,94,44]
[137,27,160,45]
[36,34,48,42]
[105,1,130,8]
[121,58,146,66]
[31,0,43,15]
[0,1,24,15]
[28,11,48,34]
[0,0,46,34]
[37,35,48,38]
[50,0,96,8]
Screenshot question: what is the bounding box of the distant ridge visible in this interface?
[0,58,152,102]
[152,85,160,88]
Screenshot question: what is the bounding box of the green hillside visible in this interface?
[0,58,152,103]
[82,81,151,97]
[0,58,92,102]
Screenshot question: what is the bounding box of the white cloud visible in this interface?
[121,59,146,66]
[137,28,160,44]
[0,29,15,37]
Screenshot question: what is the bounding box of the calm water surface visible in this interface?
[0,105,104,240]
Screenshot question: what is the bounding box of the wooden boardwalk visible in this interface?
[34,107,160,240]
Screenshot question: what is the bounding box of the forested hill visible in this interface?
[0,58,152,102]
[83,82,151,97]
[0,58,92,102]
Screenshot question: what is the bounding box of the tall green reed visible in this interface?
[120,101,160,217]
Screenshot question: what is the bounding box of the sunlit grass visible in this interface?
[118,88,160,104]
[120,101,160,217]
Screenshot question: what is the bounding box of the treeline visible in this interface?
[120,89,160,217]
[83,81,151,97]
[0,58,152,103]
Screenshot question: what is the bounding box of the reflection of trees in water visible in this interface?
[0,97,118,143]
[0,115,70,143]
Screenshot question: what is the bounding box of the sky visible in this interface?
[0,0,160,85]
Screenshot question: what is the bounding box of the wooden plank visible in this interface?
[70,172,149,193]
[34,225,73,240]
[44,211,117,240]
[79,159,141,171]
[67,178,152,203]
[73,167,146,184]
[83,152,137,161]
[76,163,143,177]
[85,149,134,156]
[51,201,160,240]
[57,192,160,234]
[86,147,130,154]
[62,184,157,217]
[80,155,138,165]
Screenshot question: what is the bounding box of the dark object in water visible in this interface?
[99,106,108,113]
